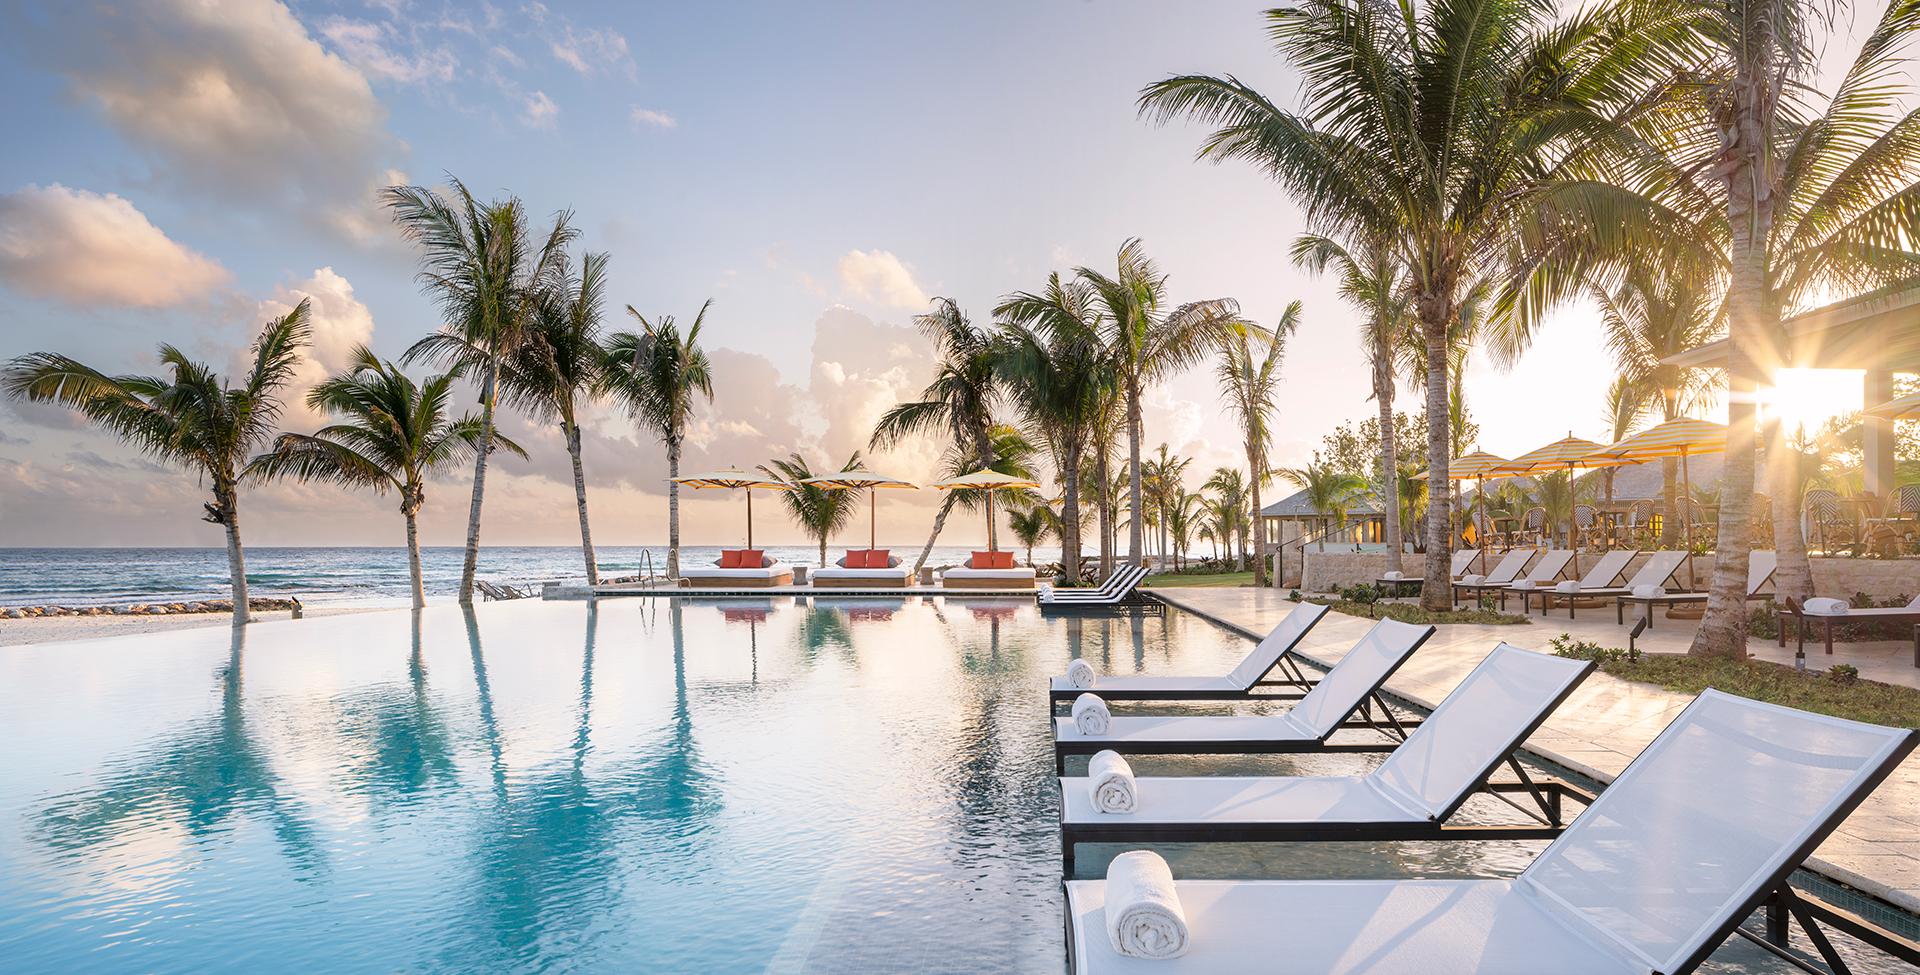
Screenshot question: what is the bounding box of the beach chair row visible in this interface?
[1380,547,1778,626]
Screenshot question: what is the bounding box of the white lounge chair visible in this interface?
[1779,591,1920,659]
[1058,643,1595,870]
[1044,565,1149,606]
[1447,548,1533,607]
[1513,548,1636,614]
[1048,603,1332,706]
[1375,550,1479,594]
[1052,618,1433,773]
[1064,691,1918,974]
[1492,549,1574,610]
[1615,550,1776,627]
[1552,549,1689,619]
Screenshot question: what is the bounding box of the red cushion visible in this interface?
[738,549,764,568]
[970,551,994,569]
[840,550,863,568]
[993,551,1016,569]
[868,549,889,569]
[718,549,743,569]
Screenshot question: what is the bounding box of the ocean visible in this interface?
[0,545,1066,608]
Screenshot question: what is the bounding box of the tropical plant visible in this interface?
[386,178,577,605]
[872,297,1002,566]
[1165,489,1206,571]
[3,303,312,623]
[515,251,610,584]
[1006,503,1056,567]
[1598,375,1649,512]
[604,300,716,579]
[249,349,525,608]
[1075,239,1239,566]
[1216,303,1298,585]
[938,424,1043,549]
[1395,461,1429,551]
[1278,460,1368,552]
[760,452,864,567]
[1203,467,1250,569]
[1142,444,1193,569]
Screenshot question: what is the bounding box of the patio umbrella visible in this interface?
[928,469,1042,553]
[1492,433,1625,574]
[1427,451,1510,573]
[1588,417,1728,587]
[797,469,918,551]
[670,468,792,549]
[1864,390,1920,419]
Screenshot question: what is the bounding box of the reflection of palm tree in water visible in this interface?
[337,610,458,803]
[36,623,322,875]
[793,604,855,668]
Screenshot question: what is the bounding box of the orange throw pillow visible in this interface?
[994,551,1016,570]
[971,551,993,569]
[738,549,764,568]
[719,549,743,568]
[868,549,889,569]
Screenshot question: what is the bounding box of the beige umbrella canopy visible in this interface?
[1494,434,1625,572]
[929,469,1042,553]
[797,470,918,551]
[669,467,792,549]
[1589,418,1728,587]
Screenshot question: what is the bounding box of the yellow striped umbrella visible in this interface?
[1865,391,1920,419]
[797,470,919,551]
[1589,418,1728,586]
[1424,451,1510,570]
[929,469,1042,553]
[670,467,792,549]
[1494,434,1628,572]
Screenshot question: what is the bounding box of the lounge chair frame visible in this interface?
[1614,551,1776,627]
[1046,604,1331,709]
[1447,548,1535,608]
[1042,565,1150,608]
[1777,596,1920,665]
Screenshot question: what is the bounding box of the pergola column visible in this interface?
[1863,368,1896,498]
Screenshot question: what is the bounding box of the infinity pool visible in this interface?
[0,598,1901,972]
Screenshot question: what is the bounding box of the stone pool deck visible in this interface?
[1152,587,1920,915]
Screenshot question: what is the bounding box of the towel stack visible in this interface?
[1067,657,1098,689]
[1382,570,1403,581]
[1104,851,1191,959]
[1072,693,1111,735]
[1804,597,1850,615]
[1555,580,1581,594]
[1459,574,1484,586]
[1510,579,1536,590]
[1632,584,1666,598]
[1088,750,1137,813]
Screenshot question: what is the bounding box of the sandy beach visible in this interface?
[0,605,387,647]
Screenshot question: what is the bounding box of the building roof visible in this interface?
[1664,282,1920,371]
[1261,487,1385,518]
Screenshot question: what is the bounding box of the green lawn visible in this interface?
[1140,571,1255,588]
[1305,598,1532,626]
[1550,636,1920,727]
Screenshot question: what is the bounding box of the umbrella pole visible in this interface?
[746,489,753,550]
[987,490,996,553]
[1479,476,1489,573]
[1567,462,1579,577]
[870,487,877,551]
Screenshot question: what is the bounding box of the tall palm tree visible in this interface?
[760,452,864,566]
[604,300,716,579]
[1142,444,1193,569]
[995,273,1114,585]
[249,349,524,608]
[387,178,577,605]
[4,304,311,624]
[515,251,609,584]
[939,424,1044,548]
[1006,503,1056,568]
[872,297,1002,565]
[1216,303,1297,586]
[1141,0,1653,609]
[1166,489,1206,571]
[1291,237,1413,572]
[1279,461,1368,552]
[1075,239,1240,567]
[1203,467,1250,570]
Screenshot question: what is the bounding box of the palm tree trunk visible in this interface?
[1096,448,1113,580]
[914,492,961,574]
[1247,453,1267,587]
[566,417,598,585]
[219,485,250,624]
[1375,341,1402,573]
[1660,457,1680,546]
[458,360,497,606]
[972,422,998,550]
[666,434,682,578]
[1126,379,1144,566]
[1420,316,1453,612]
[1061,439,1083,585]
[404,506,426,610]
[1769,418,1815,601]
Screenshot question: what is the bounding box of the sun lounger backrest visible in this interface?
[1367,644,1592,820]
[1225,602,1330,689]
[1574,549,1635,588]
[1746,550,1777,595]
[1286,619,1432,738]
[1449,550,1479,577]
[1519,691,1917,975]
[1623,550,1687,589]
[1525,550,1574,583]
[1482,549,1532,584]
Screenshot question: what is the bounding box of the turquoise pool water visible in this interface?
[0,598,1902,972]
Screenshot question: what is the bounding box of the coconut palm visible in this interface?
[1598,376,1650,514]
[939,424,1044,545]
[604,300,716,579]
[514,251,610,584]
[872,297,1002,565]
[1279,461,1368,552]
[1075,239,1240,567]
[994,273,1115,585]
[759,453,864,567]
[1165,489,1206,571]
[1142,444,1193,569]
[249,349,525,608]
[387,178,577,605]
[4,303,311,623]
[1006,504,1055,568]
[1141,0,1656,609]
[1203,467,1250,569]
[1216,303,1298,585]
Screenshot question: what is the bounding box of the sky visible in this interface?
[0,0,1877,549]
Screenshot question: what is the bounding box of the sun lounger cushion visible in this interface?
[945,566,1036,580]
[681,562,792,580]
[813,566,912,580]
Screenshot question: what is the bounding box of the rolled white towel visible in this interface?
[1067,657,1098,689]
[1632,584,1666,598]
[1088,750,1137,814]
[1804,597,1850,615]
[1072,693,1111,736]
[1382,570,1404,581]
[1105,851,1191,959]
[1555,580,1581,594]
[1510,579,1536,590]
[1459,574,1485,586]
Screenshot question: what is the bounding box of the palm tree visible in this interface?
[1006,503,1055,568]
[604,300,716,579]
[1166,489,1205,571]
[1598,376,1649,514]
[1291,237,1413,573]
[1396,460,1429,551]
[995,273,1114,585]
[386,178,577,605]
[1203,467,1250,570]
[760,452,864,566]
[939,424,1044,548]
[515,251,610,584]
[1279,461,1368,552]
[1142,444,1192,569]
[1141,0,1652,609]
[1075,239,1240,567]
[4,304,311,624]
[871,297,1001,567]
[248,349,524,608]
[1216,303,1298,585]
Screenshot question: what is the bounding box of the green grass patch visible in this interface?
[1549,635,1920,728]
[1303,597,1531,626]
[1141,571,1255,588]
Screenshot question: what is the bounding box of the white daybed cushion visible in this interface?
[943,566,1038,580]
[680,562,792,579]
[811,566,913,580]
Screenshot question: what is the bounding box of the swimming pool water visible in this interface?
[0,598,1903,972]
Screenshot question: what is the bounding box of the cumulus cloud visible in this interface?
[522,90,560,128]
[630,107,677,129]
[246,268,376,426]
[836,249,931,310]
[550,24,632,75]
[0,184,228,307]
[319,17,457,83]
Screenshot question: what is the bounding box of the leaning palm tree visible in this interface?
[604,300,716,579]
[249,350,525,608]
[759,453,864,567]
[1279,461,1368,552]
[1005,503,1055,568]
[1216,304,1297,585]
[872,297,1002,564]
[3,304,311,623]
[387,178,577,605]
[1203,467,1251,570]
[1141,0,1657,609]
[514,251,610,584]
[1076,239,1240,567]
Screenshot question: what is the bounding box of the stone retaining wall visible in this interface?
[1,597,299,619]
[1299,549,1920,600]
